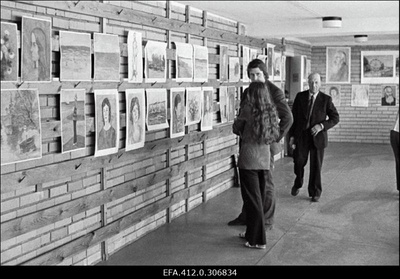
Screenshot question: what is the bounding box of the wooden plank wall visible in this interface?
[0,1,283,265]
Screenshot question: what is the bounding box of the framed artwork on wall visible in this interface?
[351,84,369,107]
[174,42,193,82]
[219,86,228,124]
[227,86,236,122]
[21,16,52,83]
[145,40,167,83]
[326,47,351,84]
[229,57,240,82]
[60,31,91,81]
[381,85,396,106]
[1,22,18,82]
[273,51,282,81]
[250,48,258,62]
[193,44,209,82]
[146,88,169,131]
[219,44,229,81]
[127,31,143,83]
[125,88,145,151]
[186,87,202,125]
[61,89,86,153]
[242,45,250,82]
[266,44,275,77]
[326,85,341,107]
[361,50,397,84]
[94,89,119,157]
[170,87,185,138]
[201,87,213,131]
[94,33,120,82]
[1,89,42,165]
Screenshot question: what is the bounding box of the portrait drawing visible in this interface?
[381,85,396,106]
[21,16,52,82]
[170,88,185,138]
[127,30,143,83]
[186,87,202,125]
[326,47,351,84]
[125,88,145,151]
[201,87,213,131]
[1,89,42,165]
[326,85,341,107]
[61,89,86,153]
[351,84,369,107]
[1,22,18,82]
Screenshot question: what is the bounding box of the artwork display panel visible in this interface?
[193,44,209,82]
[381,85,396,106]
[266,44,275,77]
[242,46,250,82]
[94,89,119,157]
[61,89,86,153]
[351,84,369,107]
[229,57,240,82]
[219,45,228,81]
[250,48,258,61]
[146,88,169,131]
[125,88,145,151]
[145,40,167,83]
[174,42,193,82]
[127,31,143,83]
[1,89,42,165]
[326,85,341,107]
[326,47,351,84]
[170,88,185,138]
[60,31,91,81]
[94,33,120,82]
[1,22,18,82]
[201,87,213,131]
[361,51,397,84]
[21,16,52,82]
[227,86,236,122]
[186,87,202,125]
[273,51,282,81]
[219,86,228,124]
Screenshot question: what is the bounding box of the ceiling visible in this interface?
[177,1,399,46]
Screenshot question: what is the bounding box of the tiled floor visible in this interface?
[97,142,399,266]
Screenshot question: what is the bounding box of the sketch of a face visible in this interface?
[329,87,338,97]
[384,86,393,98]
[31,32,39,68]
[131,98,140,124]
[174,94,182,118]
[102,98,112,126]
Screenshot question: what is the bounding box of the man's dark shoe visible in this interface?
[291,186,300,196]
[311,196,320,202]
[228,218,246,226]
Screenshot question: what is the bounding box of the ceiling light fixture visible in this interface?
[354,35,368,43]
[322,16,342,28]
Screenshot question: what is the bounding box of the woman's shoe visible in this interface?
[244,242,266,249]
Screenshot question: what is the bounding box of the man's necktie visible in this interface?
[306,95,314,129]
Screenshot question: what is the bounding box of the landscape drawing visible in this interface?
[361,51,397,84]
[174,42,193,82]
[186,87,202,125]
[61,89,86,153]
[127,30,143,83]
[1,22,18,82]
[170,87,185,138]
[145,40,167,83]
[201,87,213,131]
[229,57,240,82]
[60,31,91,81]
[94,33,120,82]
[193,44,209,82]
[21,16,52,82]
[1,89,42,165]
[146,88,169,131]
[125,88,145,151]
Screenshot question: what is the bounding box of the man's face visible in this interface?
[249,68,265,83]
[308,74,321,94]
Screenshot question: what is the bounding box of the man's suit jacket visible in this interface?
[288,90,339,149]
[241,80,293,155]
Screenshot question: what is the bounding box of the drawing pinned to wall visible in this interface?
[250,48,258,61]
[174,42,193,82]
[186,87,202,125]
[219,86,228,124]
[125,88,145,151]
[1,22,18,82]
[219,44,228,81]
[281,55,287,81]
[127,30,143,83]
[326,85,341,107]
[145,40,167,83]
[201,87,213,131]
[227,86,236,122]
[61,89,86,153]
[146,88,169,131]
[193,44,209,82]
[60,31,91,81]
[229,57,240,82]
[381,85,396,106]
[94,33,120,82]
[170,87,185,138]
[361,51,397,84]
[21,16,52,82]
[266,44,275,77]
[94,89,119,157]
[242,46,250,82]
[326,47,351,84]
[273,51,282,81]
[351,84,369,107]
[1,89,42,165]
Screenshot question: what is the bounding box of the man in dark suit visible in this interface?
[288,73,339,202]
[228,59,293,227]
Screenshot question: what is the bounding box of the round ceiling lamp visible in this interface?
[354,35,368,43]
[322,16,342,28]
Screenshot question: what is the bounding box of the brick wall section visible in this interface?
[311,45,399,144]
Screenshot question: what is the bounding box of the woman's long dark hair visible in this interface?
[246,81,280,144]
